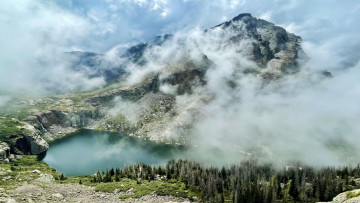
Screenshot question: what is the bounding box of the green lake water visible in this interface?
[42,130,185,176]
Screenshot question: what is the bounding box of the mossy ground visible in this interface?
[93,179,199,200]
[0,156,200,200]
[62,174,200,200]
[98,114,137,134]
[346,190,360,199]
[0,118,31,143]
[0,156,59,190]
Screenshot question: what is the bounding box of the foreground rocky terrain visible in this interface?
[0,156,193,203]
[1,183,190,203]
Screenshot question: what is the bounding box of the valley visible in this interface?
[0,9,359,203]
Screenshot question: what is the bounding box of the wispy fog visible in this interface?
[1,1,360,165]
[116,14,360,166]
[0,1,105,100]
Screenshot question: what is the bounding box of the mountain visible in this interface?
[64,51,126,83]
[81,13,303,144]
[67,14,301,84]
[0,13,303,156]
[64,34,173,83]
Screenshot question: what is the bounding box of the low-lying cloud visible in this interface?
[0,0,105,101]
[114,14,360,166]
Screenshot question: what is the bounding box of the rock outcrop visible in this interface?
[330,189,360,203]
[0,142,10,162]
[24,108,103,141]
[0,119,48,155]
[9,123,49,155]
[86,73,160,106]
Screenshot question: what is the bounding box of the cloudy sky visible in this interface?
[51,0,360,54]
[0,0,359,96]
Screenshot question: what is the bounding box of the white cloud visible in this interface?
[118,10,360,165]
[0,0,105,96]
[1,0,360,166]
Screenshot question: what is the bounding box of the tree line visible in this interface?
[91,160,360,202]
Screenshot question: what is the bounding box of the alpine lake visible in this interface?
[42,130,185,176]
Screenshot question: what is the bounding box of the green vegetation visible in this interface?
[91,160,360,202]
[93,179,197,200]
[2,155,360,202]
[60,164,200,200]
[0,155,199,200]
[0,118,31,143]
[0,156,59,190]
[0,100,51,120]
[346,190,360,199]
[100,114,137,134]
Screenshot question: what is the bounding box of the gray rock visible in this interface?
[23,133,49,155]
[4,198,16,203]
[36,173,55,183]
[126,188,134,194]
[331,189,360,203]
[51,193,64,199]
[86,73,160,105]
[1,121,49,155]
[0,142,10,162]
[25,108,103,140]
[8,154,15,162]
[31,169,41,174]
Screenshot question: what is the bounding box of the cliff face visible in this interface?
[2,13,304,152]
[24,108,103,141]
[0,118,48,157]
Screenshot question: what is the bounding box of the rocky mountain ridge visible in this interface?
[0,13,304,156]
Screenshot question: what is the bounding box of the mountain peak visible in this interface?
[232,13,252,21]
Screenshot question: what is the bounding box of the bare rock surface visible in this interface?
[0,142,10,162]
[325,189,360,203]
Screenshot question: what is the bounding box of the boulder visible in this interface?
[0,142,10,162]
[331,189,360,203]
[36,173,55,183]
[23,133,49,155]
